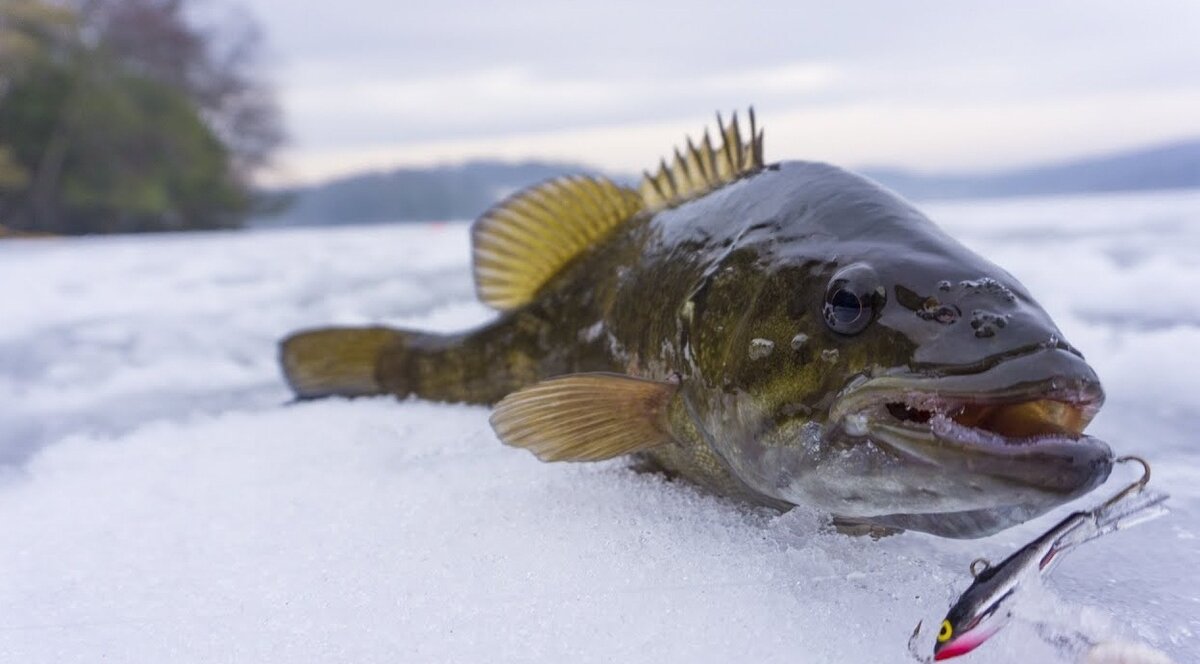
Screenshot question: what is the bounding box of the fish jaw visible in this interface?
[808,348,1113,537]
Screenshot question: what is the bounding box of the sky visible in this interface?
[230,0,1200,186]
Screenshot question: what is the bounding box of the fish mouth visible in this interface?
[831,349,1113,497]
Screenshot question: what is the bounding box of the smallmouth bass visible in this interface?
[280,110,1113,539]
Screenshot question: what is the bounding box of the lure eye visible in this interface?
[823,264,882,335]
[937,620,953,643]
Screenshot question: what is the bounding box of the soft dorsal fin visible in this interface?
[490,373,678,462]
[639,108,764,211]
[471,175,644,311]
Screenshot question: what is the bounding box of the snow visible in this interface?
[2,189,1198,662]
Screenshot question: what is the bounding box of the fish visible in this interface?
[921,456,1167,660]
[279,108,1115,539]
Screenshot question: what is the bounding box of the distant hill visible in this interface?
[256,160,602,227]
[860,139,1200,200]
[255,138,1200,226]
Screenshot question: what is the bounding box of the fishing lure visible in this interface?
[910,456,1168,661]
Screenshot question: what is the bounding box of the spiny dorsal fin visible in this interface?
[471,175,644,311]
[639,108,765,211]
[490,373,678,462]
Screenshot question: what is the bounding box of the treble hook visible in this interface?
[1102,455,1151,510]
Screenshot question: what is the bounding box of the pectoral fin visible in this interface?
[490,373,679,462]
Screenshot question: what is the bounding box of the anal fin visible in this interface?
[490,373,679,462]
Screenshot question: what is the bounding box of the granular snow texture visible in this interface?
[2,189,1197,662]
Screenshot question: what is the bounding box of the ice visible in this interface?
[2,189,1198,662]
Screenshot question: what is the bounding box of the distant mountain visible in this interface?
[255,139,1200,227]
[255,160,602,227]
[860,139,1200,200]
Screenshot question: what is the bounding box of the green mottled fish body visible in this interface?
[282,112,1114,538]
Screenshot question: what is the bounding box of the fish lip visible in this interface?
[830,347,1111,472]
[830,347,1105,437]
[865,411,1113,498]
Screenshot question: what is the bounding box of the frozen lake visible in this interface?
[2,188,1198,662]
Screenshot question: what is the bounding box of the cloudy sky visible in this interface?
[235,0,1200,186]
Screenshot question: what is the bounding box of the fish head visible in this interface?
[678,162,1113,537]
[813,257,1114,538]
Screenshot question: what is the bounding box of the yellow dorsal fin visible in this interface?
[471,175,644,311]
[490,372,678,462]
[639,108,765,211]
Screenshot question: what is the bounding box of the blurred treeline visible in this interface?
[0,0,281,234]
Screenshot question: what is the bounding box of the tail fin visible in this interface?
[280,327,404,399]
[1087,489,1170,543]
[1050,489,1170,559]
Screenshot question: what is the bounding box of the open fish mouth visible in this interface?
[886,392,1093,441]
[830,349,1113,496]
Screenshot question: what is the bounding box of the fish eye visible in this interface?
[827,289,863,324]
[937,620,953,643]
[823,265,882,335]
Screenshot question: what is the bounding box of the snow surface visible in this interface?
[2,189,1198,662]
